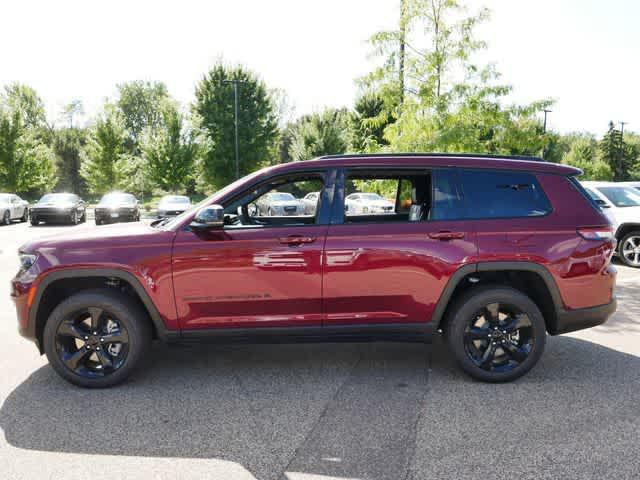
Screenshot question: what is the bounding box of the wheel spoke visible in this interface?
[88,307,104,331]
[502,342,529,363]
[503,314,530,333]
[465,327,488,342]
[62,348,92,371]
[95,349,113,370]
[484,303,500,327]
[101,329,129,344]
[479,344,497,370]
[58,322,89,341]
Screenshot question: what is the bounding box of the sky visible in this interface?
[1,0,638,135]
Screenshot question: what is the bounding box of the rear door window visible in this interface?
[459,169,552,219]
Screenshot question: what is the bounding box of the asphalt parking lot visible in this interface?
[0,220,638,480]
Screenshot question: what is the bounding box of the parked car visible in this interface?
[29,193,86,226]
[581,181,640,267]
[345,192,394,215]
[0,193,29,225]
[95,192,140,225]
[617,181,640,192]
[255,191,305,216]
[157,195,191,218]
[301,191,320,215]
[12,153,617,388]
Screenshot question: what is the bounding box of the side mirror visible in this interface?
[191,204,224,229]
[595,199,610,209]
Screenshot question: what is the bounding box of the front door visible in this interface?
[322,168,478,326]
[172,172,331,330]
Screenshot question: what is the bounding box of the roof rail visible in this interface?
[318,152,545,162]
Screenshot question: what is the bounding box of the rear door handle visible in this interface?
[279,235,316,245]
[428,231,465,241]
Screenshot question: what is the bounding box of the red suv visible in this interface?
[11,154,617,387]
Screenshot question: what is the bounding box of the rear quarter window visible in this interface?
[459,169,552,219]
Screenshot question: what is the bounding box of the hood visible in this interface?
[97,202,135,208]
[367,199,394,207]
[20,222,171,254]
[158,202,190,210]
[270,200,301,207]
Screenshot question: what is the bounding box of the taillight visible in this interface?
[577,226,614,241]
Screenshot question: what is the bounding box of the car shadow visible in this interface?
[1,335,639,480]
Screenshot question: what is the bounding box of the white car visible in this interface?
[157,195,192,218]
[345,192,394,215]
[582,181,640,267]
[256,192,305,216]
[0,193,29,225]
[301,192,320,215]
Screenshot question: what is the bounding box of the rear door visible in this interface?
[322,168,478,326]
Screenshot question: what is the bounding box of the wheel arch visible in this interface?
[432,262,564,335]
[615,223,640,240]
[30,268,172,353]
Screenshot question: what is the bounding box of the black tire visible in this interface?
[43,289,152,388]
[21,208,28,222]
[2,210,10,225]
[81,210,86,223]
[95,217,103,226]
[445,285,546,383]
[618,231,640,268]
[30,216,39,226]
[70,210,78,225]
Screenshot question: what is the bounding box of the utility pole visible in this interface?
[223,79,245,180]
[542,109,552,133]
[398,0,407,108]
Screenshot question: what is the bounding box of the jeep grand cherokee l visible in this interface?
[11,154,617,388]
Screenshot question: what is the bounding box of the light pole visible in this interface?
[542,109,552,133]
[223,79,245,180]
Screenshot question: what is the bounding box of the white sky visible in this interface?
[1,0,638,135]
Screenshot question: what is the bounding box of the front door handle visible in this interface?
[428,231,465,241]
[279,235,316,245]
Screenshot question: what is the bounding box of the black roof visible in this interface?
[319,152,545,162]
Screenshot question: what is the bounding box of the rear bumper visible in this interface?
[552,298,617,335]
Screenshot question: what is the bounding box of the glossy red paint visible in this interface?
[11,154,616,346]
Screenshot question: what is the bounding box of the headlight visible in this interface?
[18,253,38,272]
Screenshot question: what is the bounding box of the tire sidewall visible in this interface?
[3,210,9,225]
[445,286,547,383]
[43,290,151,388]
[618,231,640,268]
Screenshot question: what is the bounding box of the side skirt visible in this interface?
[170,324,434,345]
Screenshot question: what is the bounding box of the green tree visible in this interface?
[561,137,612,180]
[0,94,56,195]
[599,121,636,181]
[351,91,393,151]
[53,127,87,194]
[288,109,350,161]
[194,63,278,188]
[116,81,169,154]
[61,99,84,129]
[142,102,200,193]
[2,83,47,129]
[80,106,129,195]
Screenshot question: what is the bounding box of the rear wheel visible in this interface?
[43,290,151,388]
[2,210,9,225]
[445,285,546,382]
[619,231,640,268]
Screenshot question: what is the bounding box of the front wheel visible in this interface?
[43,290,151,388]
[70,210,79,225]
[2,210,10,225]
[445,285,546,383]
[618,231,640,268]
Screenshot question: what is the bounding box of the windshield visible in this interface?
[270,193,295,201]
[598,186,640,207]
[161,196,190,204]
[39,194,75,203]
[100,193,136,205]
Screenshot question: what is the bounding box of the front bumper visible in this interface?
[95,208,137,222]
[552,298,617,335]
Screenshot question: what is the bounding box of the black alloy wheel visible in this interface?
[445,285,546,382]
[54,307,130,379]
[463,302,534,373]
